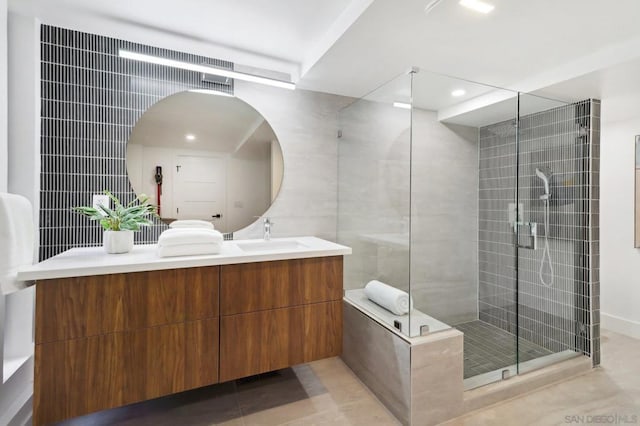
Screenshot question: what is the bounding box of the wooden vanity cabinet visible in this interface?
[219,256,343,381]
[34,267,220,426]
[33,256,344,425]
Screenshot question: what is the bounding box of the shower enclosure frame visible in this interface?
[337,68,600,391]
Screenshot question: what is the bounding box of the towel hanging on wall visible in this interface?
[0,193,36,294]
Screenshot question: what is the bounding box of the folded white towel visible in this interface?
[157,242,222,258]
[364,280,413,316]
[158,228,224,247]
[169,220,214,230]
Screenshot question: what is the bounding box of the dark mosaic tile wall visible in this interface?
[39,25,233,260]
[478,99,600,365]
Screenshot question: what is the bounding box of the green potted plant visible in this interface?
[73,191,158,254]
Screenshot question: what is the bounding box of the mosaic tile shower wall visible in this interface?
[39,25,233,260]
[478,99,600,364]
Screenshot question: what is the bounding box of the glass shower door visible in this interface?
[514,93,587,373]
[409,70,522,387]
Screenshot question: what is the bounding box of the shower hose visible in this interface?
[539,198,554,287]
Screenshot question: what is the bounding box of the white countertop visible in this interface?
[17,236,352,281]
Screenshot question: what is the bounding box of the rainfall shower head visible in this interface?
[535,167,552,200]
[487,121,517,138]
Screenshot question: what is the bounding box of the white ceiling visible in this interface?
[128,91,276,154]
[300,0,640,98]
[9,0,373,81]
[9,0,640,123]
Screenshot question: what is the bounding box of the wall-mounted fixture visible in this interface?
[459,0,495,14]
[635,135,640,247]
[119,50,296,90]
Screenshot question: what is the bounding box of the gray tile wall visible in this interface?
[589,100,601,366]
[39,25,233,260]
[478,99,600,363]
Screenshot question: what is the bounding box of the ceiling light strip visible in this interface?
[188,89,235,97]
[119,50,296,90]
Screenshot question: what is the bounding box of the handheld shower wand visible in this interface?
[535,168,554,287]
[535,168,550,200]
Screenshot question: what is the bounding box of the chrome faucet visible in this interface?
[263,217,272,241]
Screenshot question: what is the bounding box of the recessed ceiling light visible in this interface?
[185,134,196,141]
[451,89,466,97]
[393,102,412,110]
[459,0,494,14]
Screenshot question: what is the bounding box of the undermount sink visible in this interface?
[236,239,309,253]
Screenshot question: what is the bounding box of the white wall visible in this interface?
[0,0,7,192]
[128,144,178,219]
[8,12,39,218]
[1,10,38,426]
[600,92,640,339]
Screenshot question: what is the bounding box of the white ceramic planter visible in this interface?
[103,230,134,254]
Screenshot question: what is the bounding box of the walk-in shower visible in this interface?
[337,68,600,396]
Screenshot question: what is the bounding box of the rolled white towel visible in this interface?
[169,220,214,230]
[364,280,413,316]
[157,242,222,258]
[158,228,223,247]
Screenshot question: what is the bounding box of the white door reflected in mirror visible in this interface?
[174,155,227,229]
[126,90,284,233]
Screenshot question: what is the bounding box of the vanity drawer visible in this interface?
[34,318,219,426]
[220,256,343,315]
[35,266,220,343]
[219,300,342,382]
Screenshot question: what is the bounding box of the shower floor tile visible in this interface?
[455,320,553,379]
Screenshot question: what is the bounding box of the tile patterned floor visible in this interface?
[39,330,639,425]
[455,320,553,378]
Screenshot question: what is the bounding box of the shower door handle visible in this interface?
[514,221,537,250]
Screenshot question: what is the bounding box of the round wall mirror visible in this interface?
[126,90,284,233]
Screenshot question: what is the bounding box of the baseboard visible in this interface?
[0,357,34,426]
[7,395,32,426]
[601,312,640,340]
[0,386,32,426]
